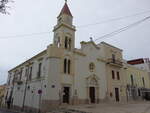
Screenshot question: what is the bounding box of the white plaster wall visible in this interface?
[74,43,107,100]
[12,85,24,107]
[45,57,61,100]
[8,54,48,109]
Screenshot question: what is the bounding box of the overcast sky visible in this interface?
[0,0,150,85]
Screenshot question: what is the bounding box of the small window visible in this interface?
[68,60,71,74]
[68,38,71,50]
[8,78,10,85]
[64,58,71,74]
[64,59,67,73]
[131,75,134,86]
[89,63,95,72]
[112,70,115,79]
[29,66,32,80]
[142,77,145,87]
[19,68,23,81]
[65,37,68,49]
[57,37,61,47]
[25,68,29,77]
[112,54,116,62]
[117,72,120,80]
[38,63,42,78]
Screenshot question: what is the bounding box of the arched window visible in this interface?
[89,63,95,72]
[64,58,71,74]
[112,70,115,79]
[142,77,145,87]
[112,54,116,63]
[68,38,71,50]
[64,59,67,73]
[65,37,68,49]
[57,37,61,47]
[117,71,120,80]
[68,60,71,74]
[131,75,134,86]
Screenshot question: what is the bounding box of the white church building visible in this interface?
[5,2,138,113]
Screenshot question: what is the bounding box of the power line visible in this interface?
[0,31,50,39]
[0,10,150,39]
[94,16,150,42]
[77,10,150,28]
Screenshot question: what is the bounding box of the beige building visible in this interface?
[124,61,150,101]
[0,84,6,107]
[99,42,127,102]
[4,2,150,113]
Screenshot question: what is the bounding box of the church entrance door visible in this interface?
[89,87,95,103]
[115,88,120,102]
[63,87,70,104]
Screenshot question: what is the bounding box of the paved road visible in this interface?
[63,102,150,113]
[1,102,150,113]
[0,109,18,113]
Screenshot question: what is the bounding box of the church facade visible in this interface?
[4,2,150,113]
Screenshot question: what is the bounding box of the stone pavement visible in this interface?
[1,102,150,113]
[0,109,18,113]
[68,102,150,113]
[48,102,150,113]
[0,108,25,113]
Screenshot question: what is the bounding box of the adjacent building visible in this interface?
[0,84,6,107]
[126,58,150,101]
[4,2,150,113]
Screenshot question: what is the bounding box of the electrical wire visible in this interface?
[94,16,150,42]
[0,10,150,39]
[77,10,150,28]
[0,31,50,39]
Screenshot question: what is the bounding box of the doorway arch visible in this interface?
[86,74,99,104]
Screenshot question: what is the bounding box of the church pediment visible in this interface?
[80,41,100,50]
[86,74,100,86]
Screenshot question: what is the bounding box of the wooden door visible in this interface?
[89,87,95,103]
[63,87,70,104]
[115,88,120,102]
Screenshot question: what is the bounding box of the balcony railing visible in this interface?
[107,58,123,67]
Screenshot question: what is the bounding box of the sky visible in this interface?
[0,0,150,85]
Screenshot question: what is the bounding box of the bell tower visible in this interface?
[45,1,76,107]
[53,1,76,51]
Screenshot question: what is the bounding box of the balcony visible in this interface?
[16,80,23,85]
[107,58,123,68]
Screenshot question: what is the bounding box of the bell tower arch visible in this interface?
[53,2,76,51]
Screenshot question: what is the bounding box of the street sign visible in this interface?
[38,89,42,94]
